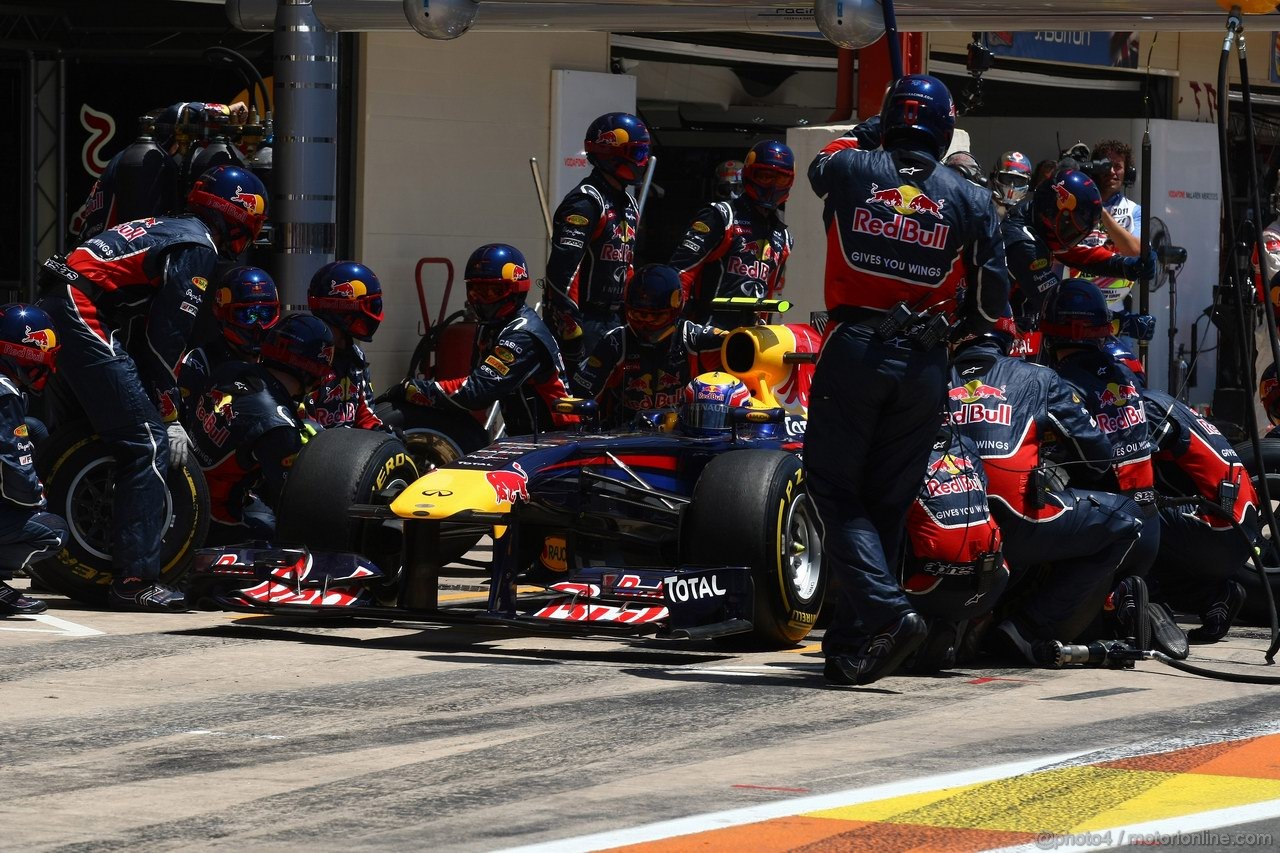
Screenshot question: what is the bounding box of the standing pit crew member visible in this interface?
[806,74,1010,686]
[670,140,795,327]
[403,244,575,437]
[1144,388,1257,642]
[179,266,280,418]
[545,112,648,361]
[714,160,744,201]
[946,331,1143,664]
[903,426,1009,672]
[37,164,268,612]
[989,150,1032,216]
[185,313,334,545]
[0,304,67,616]
[571,264,724,429]
[305,261,387,431]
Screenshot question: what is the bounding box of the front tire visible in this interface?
[32,423,210,604]
[684,449,825,646]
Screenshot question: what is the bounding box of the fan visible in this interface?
[1147,216,1181,292]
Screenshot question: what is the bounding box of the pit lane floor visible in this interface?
[2,570,1279,853]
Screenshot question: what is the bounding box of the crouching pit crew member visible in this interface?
[0,304,66,616]
[806,74,1009,686]
[184,314,334,545]
[402,243,575,437]
[902,426,1009,673]
[37,164,268,612]
[571,264,724,430]
[946,328,1142,664]
[305,261,388,431]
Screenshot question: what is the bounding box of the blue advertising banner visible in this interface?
[983,32,1139,69]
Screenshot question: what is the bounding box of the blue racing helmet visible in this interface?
[625,264,684,343]
[307,261,384,342]
[259,313,335,388]
[585,113,651,183]
[1103,337,1146,386]
[879,74,956,159]
[1042,278,1111,345]
[0,303,59,392]
[742,140,795,210]
[679,372,752,437]
[464,243,531,323]
[186,164,268,258]
[1032,169,1102,252]
[214,266,280,353]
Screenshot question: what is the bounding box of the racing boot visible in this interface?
[824,611,927,686]
[1187,580,1247,644]
[0,580,47,616]
[905,619,957,674]
[991,616,1056,667]
[108,577,189,613]
[1102,576,1147,644]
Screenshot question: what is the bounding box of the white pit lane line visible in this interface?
[0,614,104,636]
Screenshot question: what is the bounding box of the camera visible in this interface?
[1058,142,1137,185]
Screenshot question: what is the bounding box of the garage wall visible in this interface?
[355,31,611,390]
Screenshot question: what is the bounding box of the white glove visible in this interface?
[166,422,193,470]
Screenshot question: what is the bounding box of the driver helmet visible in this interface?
[307,261,384,342]
[463,243,531,324]
[678,371,752,437]
[1032,169,1102,252]
[625,264,684,344]
[584,113,650,183]
[1042,278,1111,346]
[213,266,280,354]
[991,150,1033,206]
[714,160,744,200]
[0,303,59,392]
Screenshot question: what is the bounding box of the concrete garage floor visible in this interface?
[1,571,1278,852]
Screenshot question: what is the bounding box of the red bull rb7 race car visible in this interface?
[188,314,828,648]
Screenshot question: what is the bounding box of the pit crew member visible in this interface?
[714,160,744,201]
[186,314,334,545]
[0,304,67,616]
[946,329,1143,664]
[571,264,724,428]
[1144,388,1258,642]
[403,243,575,436]
[670,140,794,326]
[806,74,1009,686]
[545,112,648,360]
[989,150,1032,216]
[37,164,268,612]
[305,261,387,431]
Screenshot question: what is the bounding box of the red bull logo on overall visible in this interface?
[866,184,905,208]
[486,462,529,505]
[1095,383,1145,433]
[925,454,984,497]
[948,380,1012,426]
[22,326,55,351]
[726,256,769,279]
[927,454,973,476]
[851,209,950,249]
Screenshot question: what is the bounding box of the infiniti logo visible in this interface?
[421,489,453,497]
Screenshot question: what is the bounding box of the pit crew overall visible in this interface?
[948,341,1143,641]
[570,319,724,429]
[669,196,792,326]
[0,377,66,572]
[545,172,640,357]
[1054,348,1160,578]
[73,138,180,242]
[1143,388,1259,609]
[183,360,305,545]
[305,342,386,431]
[406,304,575,436]
[805,125,1009,649]
[38,216,219,581]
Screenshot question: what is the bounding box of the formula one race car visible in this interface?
[189,313,827,648]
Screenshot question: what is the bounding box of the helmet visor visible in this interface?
[231,303,281,330]
[466,280,512,305]
[681,400,732,433]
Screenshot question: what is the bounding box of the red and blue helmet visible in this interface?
[715,159,744,200]
[1262,363,1280,426]
[742,140,795,210]
[992,150,1033,205]
[0,303,58,392]
[307,261,384,342]
[186,164,268,258]
[214,266,280,353]
[880,74,956,159]
[679,372,752,437]
[259,313,335,388]
[1032,169,1102,252]
[1042,278,1112,345]
[625,264,684,343]
[464,243,531,323]
[585,113,651,183]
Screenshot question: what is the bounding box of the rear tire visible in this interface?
[32,423,210,604]
[684,449,825,647]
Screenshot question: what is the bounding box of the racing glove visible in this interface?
[1118,250,1158,282]
[166,422,193,470]
[402,379,433,407]
[1113,311,1156,342]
